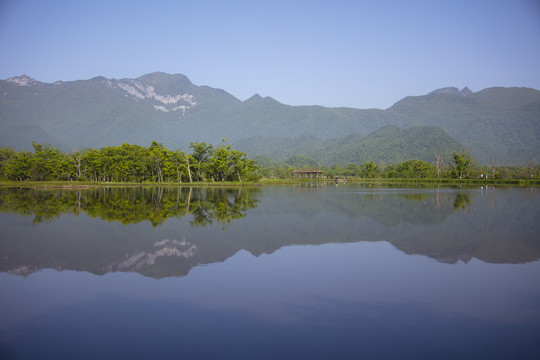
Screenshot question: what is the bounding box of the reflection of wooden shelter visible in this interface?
[292,168,325,179]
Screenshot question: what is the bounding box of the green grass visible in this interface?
[0,180,263,188]
[2,177,539,188]
[259,177,540,186]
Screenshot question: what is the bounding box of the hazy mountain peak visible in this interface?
[460,87,473,96]
[6,75,39,86]
[136,72,192,87]
[429,87,473,96]
[244,94,282,105]
[245,94,263,102]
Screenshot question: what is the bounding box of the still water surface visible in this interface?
[1,184,539,359]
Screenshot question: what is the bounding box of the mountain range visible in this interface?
[1,72,539,165]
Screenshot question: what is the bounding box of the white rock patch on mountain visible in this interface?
[116,79,197,115]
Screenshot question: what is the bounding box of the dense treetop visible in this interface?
[0,141,259,183]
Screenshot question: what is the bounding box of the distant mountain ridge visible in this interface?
[1,72,539,165]
[236,125,465,166]
[429,86,473,96]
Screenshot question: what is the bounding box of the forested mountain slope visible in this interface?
[1,73,538,165]
[236,126,465,166]
[387,87,540,164]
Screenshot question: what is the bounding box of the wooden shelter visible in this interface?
[292,168,325,179]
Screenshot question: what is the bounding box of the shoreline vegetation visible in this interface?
[1,141,538,187]
[1,177,539,189]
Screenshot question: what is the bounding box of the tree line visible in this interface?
[1,142,537,183]
[257,152,539,180]
[0,140,260,183]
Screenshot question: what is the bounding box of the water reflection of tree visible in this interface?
[188,187,256,228]
[453,193,471,212]
[398,193,429,202]
[0,187,260,227]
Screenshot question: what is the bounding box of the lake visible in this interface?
[1,184,539,359]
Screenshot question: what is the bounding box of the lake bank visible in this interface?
[1,177,539,188]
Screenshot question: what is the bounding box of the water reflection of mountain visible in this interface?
[0,186,261,278]
[1,185,539,278]
[279,185,464,226]
[254,185,540,264]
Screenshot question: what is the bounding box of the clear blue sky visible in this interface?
[1,0,539,109]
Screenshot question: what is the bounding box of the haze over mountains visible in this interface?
[1,72,539,165]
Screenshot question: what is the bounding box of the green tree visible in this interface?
[189,142,214,181]
[169,150,189,183]
[82,149,103,182]
[397,160,435,178]
[451,152,472,179]
[149,141,167,183]
[0,147,15,179]
[67,150,84,180]
[346,163,362,177]
[362,161,379,178]
[229,149,259,181]
[30,143,65,181]
[3,151,33,181]
[381,164,398,178]
[210,142,233,181]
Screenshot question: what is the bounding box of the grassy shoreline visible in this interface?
[339,177,540,186]
[1,177,539,188]
[0,181,262,189]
